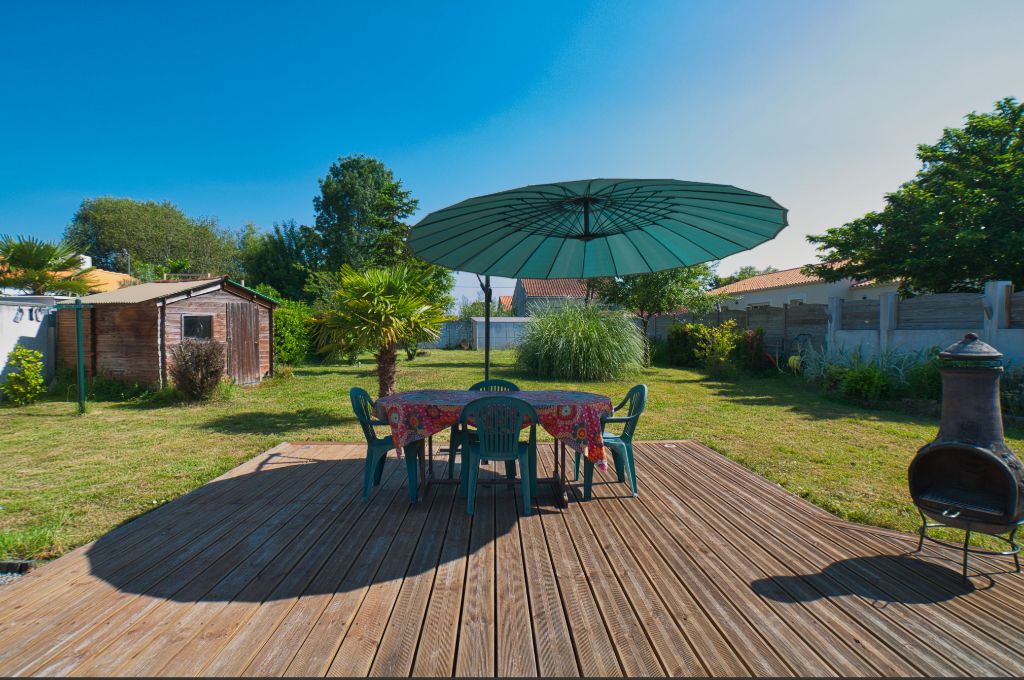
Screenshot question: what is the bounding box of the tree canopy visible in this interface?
[0,235,96,295]
[806,97,1024,294]
[238,220,321,300]
[312,155,418,270]
[714,265,777,288]
[65,197,240,277]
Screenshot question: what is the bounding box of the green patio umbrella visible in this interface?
[409,178,788,377]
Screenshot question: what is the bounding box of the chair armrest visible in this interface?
[369,418,389,427]
[602,415,638,424]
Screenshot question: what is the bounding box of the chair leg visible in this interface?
[363,451,376,501]
[467,454,480,516]
[529,447,538,498]
[373,451,386,485]
[504,460,517,479]
[520,452,532,516]
[612,448,626,483]
[625,441,639,497]
[573,450,581,481]
[447,425,458,480]
[405,450,419,504]
[583,459,595,501]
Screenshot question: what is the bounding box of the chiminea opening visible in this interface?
[908,333,1024,581]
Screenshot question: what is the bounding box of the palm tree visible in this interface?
[0,235,96,296]
[313,264,451,397]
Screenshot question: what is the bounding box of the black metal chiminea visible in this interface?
[908,333,1024,580]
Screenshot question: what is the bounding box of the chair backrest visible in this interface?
[460,395,536,460]
[349,386,378,442]
[468,379,520,392]
[617,384,648,440]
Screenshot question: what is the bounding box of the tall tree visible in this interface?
[238,220,320,300]
[596,265,720,365]
[312,155,418,270]
[65,197,240,276]
[0,235,96,295]
[312,265,451,397]
[806,97,1024,294]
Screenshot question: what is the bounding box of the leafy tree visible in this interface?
[312,265,451,397]
[252,283,314,366]
[238,220,320,300]
[0,235,96,295]
[806,97,1024,293]
[65,197,240,277]
[312,155,418,270]
[714,265,777,288]
[595,265,720,365]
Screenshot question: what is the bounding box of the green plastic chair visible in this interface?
[447,379,520,480]
[350,387,419,503]
[573,384,647,500]
[459,396,538,516]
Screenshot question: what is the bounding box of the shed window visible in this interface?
[183,315,213,339]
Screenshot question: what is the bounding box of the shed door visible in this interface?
[226,303,260,384]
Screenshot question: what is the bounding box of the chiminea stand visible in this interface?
[915,510,1023,582]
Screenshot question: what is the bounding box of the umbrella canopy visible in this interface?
[409,178,787,279]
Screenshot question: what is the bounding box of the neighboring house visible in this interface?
[55,277,276,387]
[511,279,588,316]
[498,295,513,313]
[711,265,897,309]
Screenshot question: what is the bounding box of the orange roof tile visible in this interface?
[520,279,588,298]
[82,268,137,292]
[498,295,513,311]
[710,266,822,295]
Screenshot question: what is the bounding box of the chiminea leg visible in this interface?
[1011,527,1021,573]
[916,511,927,553]
[962,529,972,582]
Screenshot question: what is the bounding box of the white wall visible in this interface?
[721,280,898,310]
[0,301,58,385]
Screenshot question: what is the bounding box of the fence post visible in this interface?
[879,292,897,353]
[827,297,841,351]
[983,281,1011,338]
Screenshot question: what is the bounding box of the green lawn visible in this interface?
[2,349,1022,560]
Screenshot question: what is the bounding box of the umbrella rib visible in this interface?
[543,237,570,279]
[447,227,524,272]
[458,229,537,275]
[621,230,659,274]
[415,200,571,246]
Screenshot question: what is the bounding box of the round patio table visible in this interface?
[373,389,613,507]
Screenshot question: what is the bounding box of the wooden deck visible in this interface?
[2,440,1024,676]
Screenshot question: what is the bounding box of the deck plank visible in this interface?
[3,440,1024,677]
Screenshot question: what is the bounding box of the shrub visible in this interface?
[169,339,225,401]
[1003,365,1024,417]
[839,364,891,401]
[904,349,942,400]
[273,299,314,365]
[735,328,775,374]
[694,319,741,379]
[516,303,643,381]
[1,345,46,406]
[665,322,702,367]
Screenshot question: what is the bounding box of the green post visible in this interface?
[75,298,86,414]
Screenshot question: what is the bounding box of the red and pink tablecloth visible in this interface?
[373,389,614,468]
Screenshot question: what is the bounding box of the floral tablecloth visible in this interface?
[373,389,614,468]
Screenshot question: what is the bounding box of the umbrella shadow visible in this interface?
[750,554,974,605]
[86,453,545,603]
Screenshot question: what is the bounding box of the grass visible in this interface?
[2,349,1022,560]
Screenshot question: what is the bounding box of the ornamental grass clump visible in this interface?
[516,303,643,381]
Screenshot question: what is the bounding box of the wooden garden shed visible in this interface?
[56,277,276,387]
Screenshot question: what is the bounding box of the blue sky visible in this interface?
[2,0,1022,302]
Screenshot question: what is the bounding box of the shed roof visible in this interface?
[519,279,588,298]
[59,278,226,305]
[498,295,513,311]
[710,266,822,295]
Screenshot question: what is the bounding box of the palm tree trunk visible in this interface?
[376,342,398,397]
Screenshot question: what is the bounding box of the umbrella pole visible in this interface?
[483,275,491,380]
